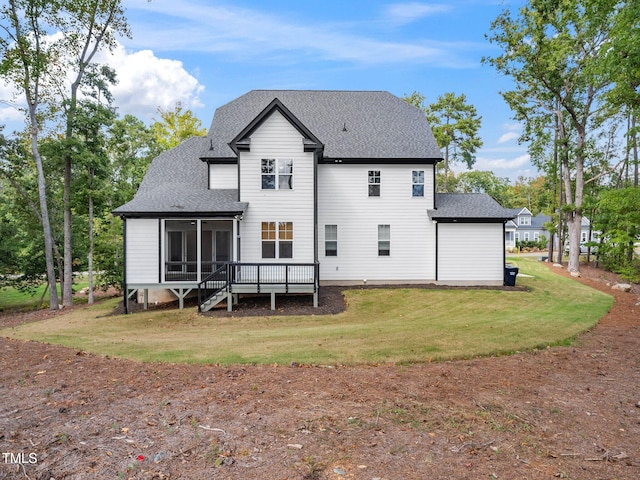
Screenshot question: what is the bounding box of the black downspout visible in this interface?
[434,221,439,281]
[503,222,507,286]
[313,149,319,284]
[158,219,162,283]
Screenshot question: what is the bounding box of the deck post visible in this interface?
[227,290,233,312]
[169,288,193,310]
[313,291,318,308]
[143,289,149,310]
[271,292,276,310]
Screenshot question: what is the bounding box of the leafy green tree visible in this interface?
[92,114,159,291]
[151,104,207,150]
[592,187,640,281]
[456,170,511,206]
[0,0,60,308]
[484,0,619,275]
[425,92,483,191]
[508,176,555,214]
[56,0,129,306]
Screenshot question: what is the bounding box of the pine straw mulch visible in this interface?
[0,262,639,480]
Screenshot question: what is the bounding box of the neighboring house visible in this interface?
[505,207,597,251]
[114,90,514,313]
[505,208,551,250]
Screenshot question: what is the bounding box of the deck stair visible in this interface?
[198,264,230,312]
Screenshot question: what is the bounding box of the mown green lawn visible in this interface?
[0,277,89,312]
[1,258,613,365]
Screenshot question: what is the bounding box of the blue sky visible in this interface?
[1,0,536,182]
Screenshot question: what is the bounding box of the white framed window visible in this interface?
[261,221,293,259]
[261,159,293,190]
[524,232,530,241]
[581,231,588,242]
[412,170,424,197]
[368,170,380,197]
[325,225,337,257]
[534,232,540,241]
[515,232,520,241]
[378,224,390,256]
[518,216,531,226]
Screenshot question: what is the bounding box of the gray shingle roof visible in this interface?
[202,90,443,160]
[113,137,247,216]
[429,193,514,221]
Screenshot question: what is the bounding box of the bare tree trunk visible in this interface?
[88,181,95,305]
[28,108,59,310]
[633,114,638,188]
[63,157,73,306]
[566,130,586,275]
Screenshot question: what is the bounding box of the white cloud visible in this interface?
[385,3,451,26]
[0,82,27,128]
[98,44,205,119]
[497,131,519,144]
[473,153,530,170]
[0,38,204,128]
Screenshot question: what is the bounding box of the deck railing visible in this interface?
[165,261,228,282]
[196,262,319,308]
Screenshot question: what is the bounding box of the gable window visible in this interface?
[261,221,293,259]
[325,225,337,256]
[518,215,531,226]
[412,170,425,197]
[368,170,380,197]
[262,159,293,190]
[378,224,390,256]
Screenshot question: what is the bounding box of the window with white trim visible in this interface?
[534,232,540,241]
[412,170,424,197]
[518,215,531,226]
[261,221,293,259]
[378,224,390,256]
[368,170,380,197]
[261,159,293,190]
[325,225,337,256]
[524,232,530,241]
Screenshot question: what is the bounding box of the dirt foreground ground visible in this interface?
[1,263,639,480]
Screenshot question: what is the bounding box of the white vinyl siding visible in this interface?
[318,163,436,282]
[209,164,238,189]
[238,110,314,263]
[437,223,504,285]
[125,218,159,284]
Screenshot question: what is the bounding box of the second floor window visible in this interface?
[518,215,531,226]
[368,170,380,197]
[412,170,424,197]
[262,159,293,190]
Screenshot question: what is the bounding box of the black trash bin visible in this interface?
[504,265,519,286]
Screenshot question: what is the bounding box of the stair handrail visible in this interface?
[197,263,230,311]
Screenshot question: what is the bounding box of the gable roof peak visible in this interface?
[202,89,443,161]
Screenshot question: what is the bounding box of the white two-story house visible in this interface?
[114,90,513,312]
